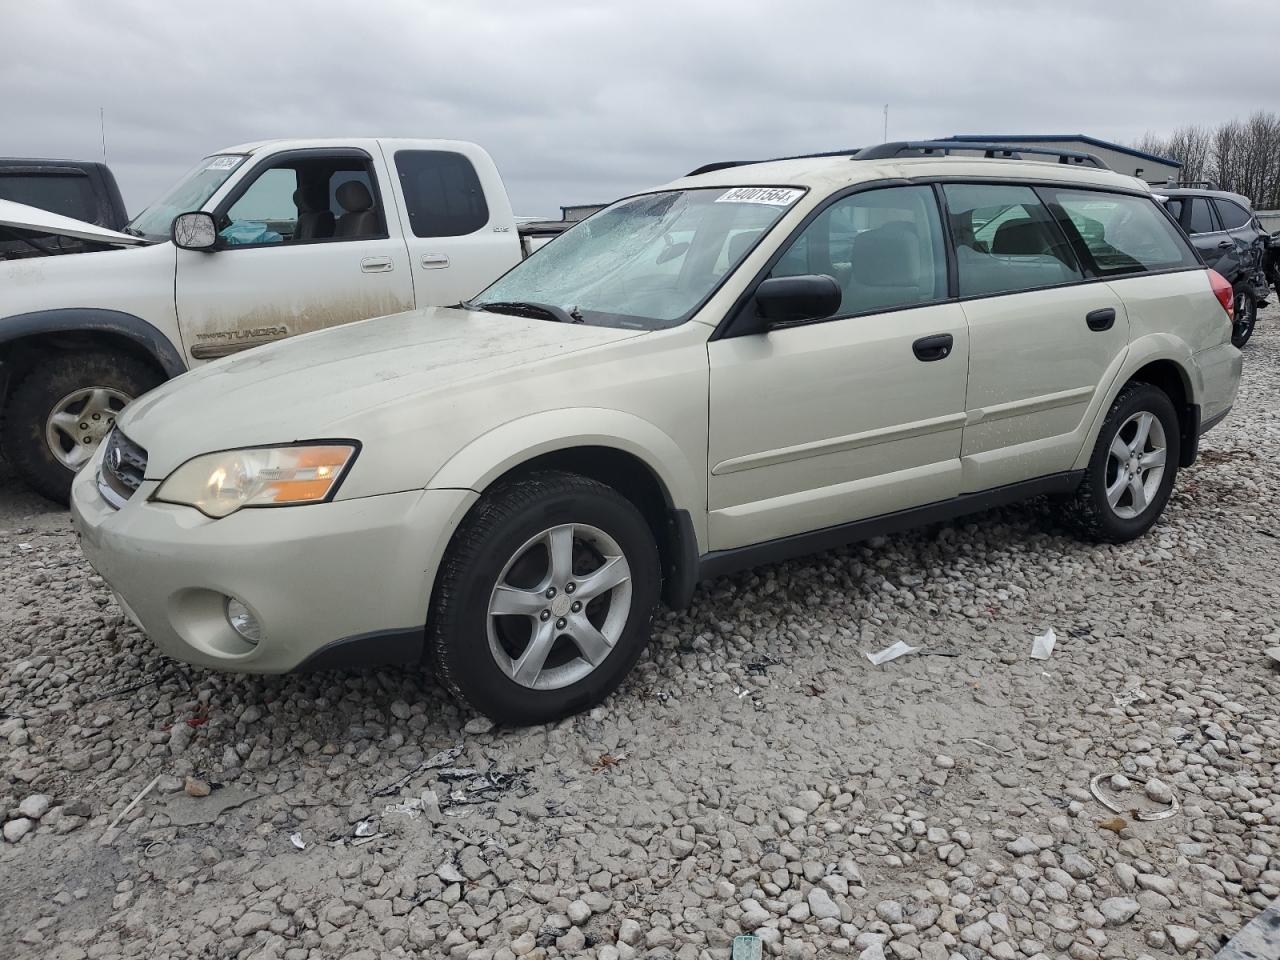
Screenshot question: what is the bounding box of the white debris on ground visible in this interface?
[1,304,1279,960]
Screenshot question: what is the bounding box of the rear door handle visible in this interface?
[1217,239,1234,249]
[912,333,953,362]
[1086,307,1116,331]
[421,253,450,269]
[360,256,394,273]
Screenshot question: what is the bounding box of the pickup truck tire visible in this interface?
[429,470,661,726]
[1058,382,1180,544]
[3,350,163,504]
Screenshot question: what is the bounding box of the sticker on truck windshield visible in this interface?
[205,155,244,171]
[715,187,804,207]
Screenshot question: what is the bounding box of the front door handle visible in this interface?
[1086,307,1116,331]
[421,253,450,269]
[361,256,394,273]
[912,333,953,362]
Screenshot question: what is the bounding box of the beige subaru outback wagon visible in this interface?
[72,141,1242,725]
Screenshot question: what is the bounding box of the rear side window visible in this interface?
[943,183,1082,297]
[769,185,947,316]
[1187,198,1217,234]
[1046,189,1199,277]
[1214,199,1252,231]
[395,150,489,237]
[0,172,97,222]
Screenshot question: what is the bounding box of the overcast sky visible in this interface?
[3,0,1276,218]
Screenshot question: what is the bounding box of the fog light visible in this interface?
[225,597,261,645]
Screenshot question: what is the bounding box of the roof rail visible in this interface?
[853,140,1108,169]
[685,148,863,178]
[1163,179,1220,190]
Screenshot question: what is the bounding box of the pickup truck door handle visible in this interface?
[421,253,450,269]
[912,333,953,362]
[1086,307,1116,331]
[360,257,394,273]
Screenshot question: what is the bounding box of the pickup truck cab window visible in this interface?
[473,187,801,329]
[769,185,947,316]
[944,183,1082,297]
[395,150,489,237]
[219,155,385,247]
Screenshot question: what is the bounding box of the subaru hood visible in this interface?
[0,198,143,246]
[120,306,648,477]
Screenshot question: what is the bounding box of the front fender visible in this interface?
[0,307,186,377]
[427,407,706,548]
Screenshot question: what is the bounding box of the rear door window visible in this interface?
[1045,189,1199,277]
[394,150,489,237]
[1186,198,1218,234]
[943,183,1083,297]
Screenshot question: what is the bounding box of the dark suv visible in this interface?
[1157,184,1270,346]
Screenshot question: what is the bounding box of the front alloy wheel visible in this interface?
[429,471,660,725]
[488,522,633,690]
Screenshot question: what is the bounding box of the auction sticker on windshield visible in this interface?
[715,187,804,206]
[205,155,244,171]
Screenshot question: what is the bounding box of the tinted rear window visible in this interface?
[394,150,489,237]
[1187,198,1217,234]
[0,172,98,222]
[1047,189,1199,277]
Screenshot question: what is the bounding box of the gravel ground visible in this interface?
[2,304,1278,960]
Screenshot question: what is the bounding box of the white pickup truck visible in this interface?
[0,137,562,502]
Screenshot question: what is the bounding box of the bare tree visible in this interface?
[1133,113,1280,207]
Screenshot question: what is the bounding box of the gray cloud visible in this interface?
[3,0,1276,217]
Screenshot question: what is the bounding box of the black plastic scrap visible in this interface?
[373,743,464,798]
[745,654,782,676]
[439,767,532,810]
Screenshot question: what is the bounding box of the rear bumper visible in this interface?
[70,449,477,673]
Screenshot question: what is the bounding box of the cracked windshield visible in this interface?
[474,186,804,328]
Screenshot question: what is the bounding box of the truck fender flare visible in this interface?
[0,307,187,378]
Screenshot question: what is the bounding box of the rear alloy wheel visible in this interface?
[2,350,163,504]
[429,471,660,725]
[1232,290,1256,348]
[1059,382,1180,543]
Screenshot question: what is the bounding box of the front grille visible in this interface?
[98,429,148,508]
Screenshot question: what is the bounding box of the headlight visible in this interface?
[153,443,358,518]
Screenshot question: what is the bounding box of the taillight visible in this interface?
[1208,269,1233,316]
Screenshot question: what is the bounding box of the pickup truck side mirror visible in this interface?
[745,274,842,332]
[172,211,218,251]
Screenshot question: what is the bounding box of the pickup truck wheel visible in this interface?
[2,351,163,504]
[1058,382,1180,544]
[1231,290,1256,348]
[429,471,661,726]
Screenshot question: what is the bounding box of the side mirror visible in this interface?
[171,211,218,251]
[751,274,842,328]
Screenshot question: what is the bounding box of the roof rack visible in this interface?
[685,140,1109,178]
[853,140,1108,168]
[686,148,862,177]
[1162,179,1220,190]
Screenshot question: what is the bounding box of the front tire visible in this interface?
[428,471,661,725]
[1059,382,1180,544]
[2,350,163,504]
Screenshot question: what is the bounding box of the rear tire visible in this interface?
[2,350,163,504]
[1232,290,1257,348]
[1058,382,1180,544]
[428,470,661,726]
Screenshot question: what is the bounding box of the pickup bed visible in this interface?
[0,138,553,502]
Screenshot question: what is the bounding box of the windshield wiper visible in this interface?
[473,300,584,324]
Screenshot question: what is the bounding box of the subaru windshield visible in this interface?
[471,186,806,329]
[125,155,247,241]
